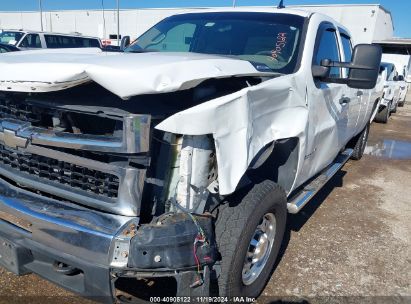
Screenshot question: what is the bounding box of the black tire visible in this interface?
[350,123,370,160]
[374,102,390,123]
[392,101,398,113]
[214,180,287,299]
[398,101,405,107]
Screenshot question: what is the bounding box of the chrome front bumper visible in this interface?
[0,176,135,300]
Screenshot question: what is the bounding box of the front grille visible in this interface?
[0,98,44,124]
[0,144,119,198]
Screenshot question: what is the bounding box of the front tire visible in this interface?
[214,180,287,299]
[350,123,369,160]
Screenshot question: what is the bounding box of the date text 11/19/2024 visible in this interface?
[149,297,257,303]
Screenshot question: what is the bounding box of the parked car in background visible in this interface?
[0,29,102,50]
[102,45,121,52]
[370,65,386,122]
[0,43,20,53]
[375,62,400,123]
[382,53,411,84]
[397,75,408,106]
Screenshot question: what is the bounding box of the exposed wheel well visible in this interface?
[247,138,299,194]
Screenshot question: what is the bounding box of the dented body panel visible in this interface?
[0,49,274,98]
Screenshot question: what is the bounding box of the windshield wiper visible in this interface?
[125,49,159,53]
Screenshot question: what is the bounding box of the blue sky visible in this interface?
[1,0,410,37]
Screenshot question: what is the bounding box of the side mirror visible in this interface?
[393,75,399,82]
[347,44,382,89]
[313,44,382,89]
[120,36,131,51]
[398,75,404,81]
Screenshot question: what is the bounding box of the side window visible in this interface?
[340,34,352,62]
[46,35,77,48]
[45,35,56,48]
[340,33,353,78]
[314,28,341,78]
[387,66,395,81]
[80,38,100,48]
[19,34,41,48]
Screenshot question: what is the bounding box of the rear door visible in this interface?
[339,31,366,136]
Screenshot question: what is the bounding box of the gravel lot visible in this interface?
[0,94,410,304]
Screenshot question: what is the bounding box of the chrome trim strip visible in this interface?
[0,115,151,154]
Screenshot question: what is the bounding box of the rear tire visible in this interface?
[350,123,370,160]
[374,102,390,123]
[214,180,287,299]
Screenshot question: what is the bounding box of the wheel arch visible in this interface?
[246,137,300,194]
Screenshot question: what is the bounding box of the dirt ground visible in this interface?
[0,95,410,304]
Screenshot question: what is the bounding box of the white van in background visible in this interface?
[0,29,102,50]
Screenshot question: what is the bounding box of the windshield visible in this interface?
[126,12,306,74]
[0,31,24,45]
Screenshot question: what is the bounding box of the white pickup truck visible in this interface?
[0,8,381,302]
[375,62,401,122]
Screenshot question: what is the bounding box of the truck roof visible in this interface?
[173,7,312,18]
[171,8,350,36]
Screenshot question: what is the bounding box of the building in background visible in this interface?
[291,4,394,45]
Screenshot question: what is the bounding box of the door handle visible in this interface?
[339,97,351,105]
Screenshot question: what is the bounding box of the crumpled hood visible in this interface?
[0,48,272,99]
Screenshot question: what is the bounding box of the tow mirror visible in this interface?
[347,44,382,89]
[313,44,382,89]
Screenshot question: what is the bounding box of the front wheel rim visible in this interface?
[242,213,276,286]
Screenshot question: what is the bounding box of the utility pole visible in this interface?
[101,0,106,40]
[117,0,120,47]
[38,0,44,31]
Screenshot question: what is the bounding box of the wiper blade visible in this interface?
[126,49,159,53]
[249,61,283,74]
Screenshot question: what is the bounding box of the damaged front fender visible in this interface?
[156,75,308,195]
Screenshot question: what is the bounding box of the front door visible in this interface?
[303,24,357,179]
